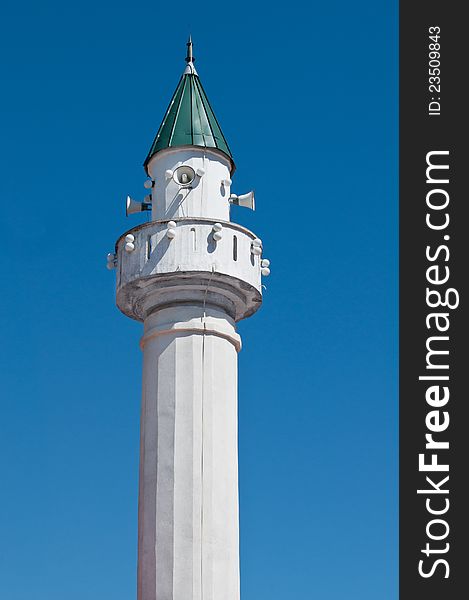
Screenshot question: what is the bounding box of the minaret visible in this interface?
[107,39,270,600]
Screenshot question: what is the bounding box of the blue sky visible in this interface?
[0,1,397,598]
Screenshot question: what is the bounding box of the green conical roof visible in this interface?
[144,44,233,172]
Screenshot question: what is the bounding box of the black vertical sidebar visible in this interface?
[400,2,467,599]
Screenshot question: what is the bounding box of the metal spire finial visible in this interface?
[185,36,194,64]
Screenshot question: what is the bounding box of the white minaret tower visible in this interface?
[107,38,269,600]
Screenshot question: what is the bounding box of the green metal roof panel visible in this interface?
[150,76,186,153]
[144,69,233,169]
[194,77,230,154]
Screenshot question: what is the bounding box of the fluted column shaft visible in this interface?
[137,305,240,600]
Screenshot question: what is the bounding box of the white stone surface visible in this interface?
[147,147,233,222]
[138,306,240,600]
[115,218,263,322]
